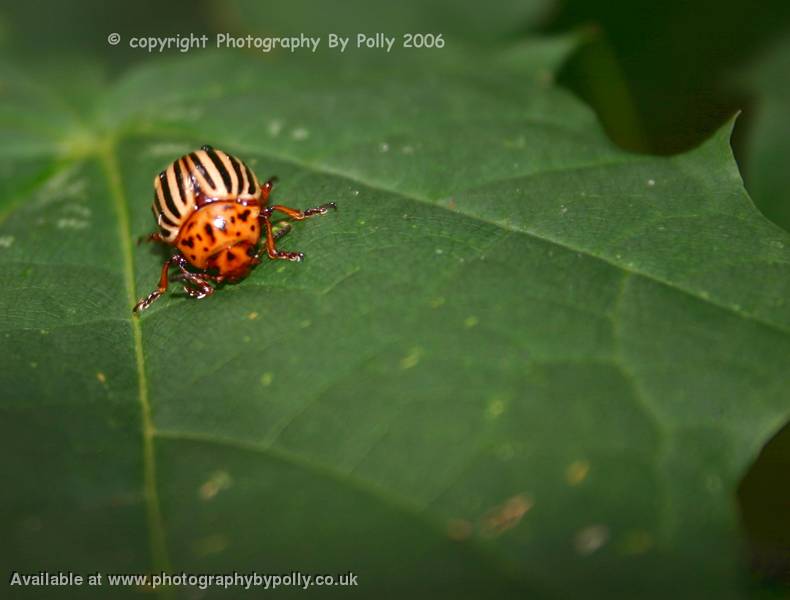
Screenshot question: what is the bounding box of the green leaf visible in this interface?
[2,39,789,599]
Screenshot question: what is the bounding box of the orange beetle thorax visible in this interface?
[176,201,261,279]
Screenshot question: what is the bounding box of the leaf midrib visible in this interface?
[98,143,172,589]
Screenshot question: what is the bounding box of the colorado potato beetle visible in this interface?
[133,145,335,312]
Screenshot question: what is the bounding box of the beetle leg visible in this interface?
[255,200,334,262]
[181,279,214,300]
[137,231,166,245]
[133,255,178,313]
[252,221,292,263]
[261,176,279,203]
[269,202,337,220]
[259,172,335,218]
[257,213,304,262]
[172,256,215,300]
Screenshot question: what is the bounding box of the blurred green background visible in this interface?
[1,0,788,592]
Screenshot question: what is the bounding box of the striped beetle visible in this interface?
[134,145,335,312]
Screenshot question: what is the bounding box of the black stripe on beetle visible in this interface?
[205,147,233,191]
[159,211,178,228]
[242,162,256,195]
[158,171,181,218]
[173,159,189,207]
[229,154,246,195]
[189,152,215,189]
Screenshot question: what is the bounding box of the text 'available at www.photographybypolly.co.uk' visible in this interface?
[9,570,359,591]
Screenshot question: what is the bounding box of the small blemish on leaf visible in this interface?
[57,218,89,229]
[430,297,445,308]
[565,460,590,486]
[96,372,107,385]
[199,470,232,501]
[0,235,14,248]
[400,347,422,369]
[479,494,533,537]
[378,142,390,152]
[247,311,259,320]
[574,524,610,555]
[291,127,309,141]
[647,179,656,186]
[260,372,274,387]
[464,316,478,328]
[486,394,508,419]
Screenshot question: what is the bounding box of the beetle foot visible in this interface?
[183,286,211,300]
[133,290,162,313]
[182,280,214,300]
[304,202,337,217]
[274,251,304,262]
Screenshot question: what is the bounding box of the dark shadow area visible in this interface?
[738,420,790,588]
[543,0,790,155]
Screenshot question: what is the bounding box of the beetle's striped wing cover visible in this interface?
[152,146,261,242]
